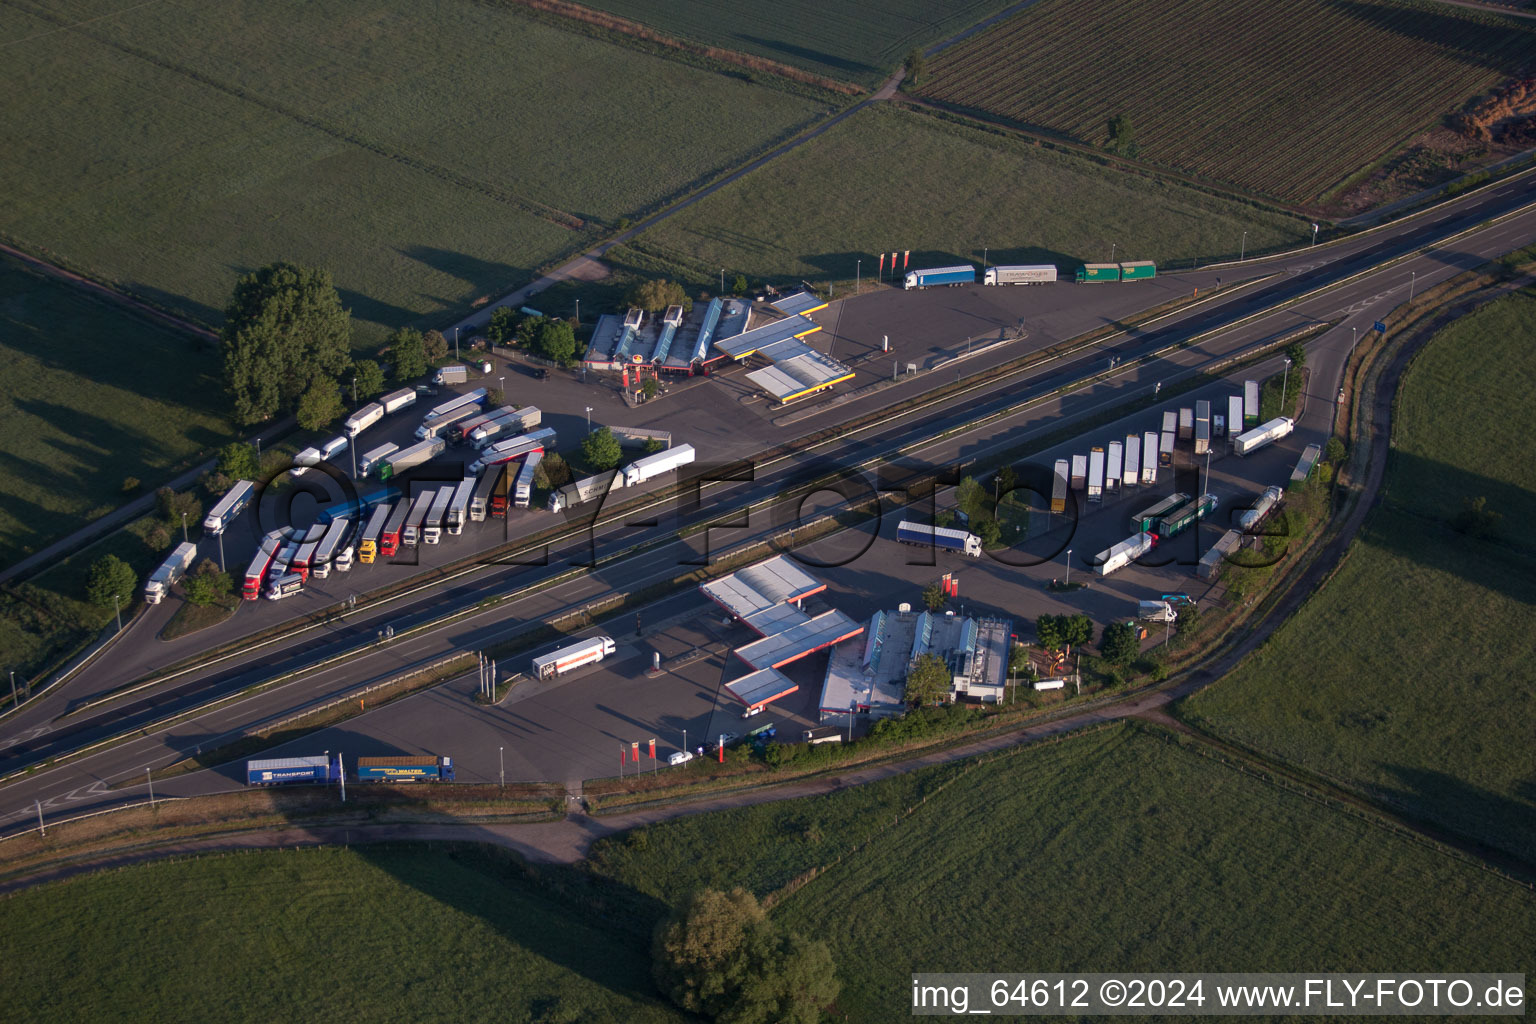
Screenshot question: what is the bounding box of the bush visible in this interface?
[1324,437,1347,464]
[183,559,233,606]
[486,307,519,346]
[641,378,658,399]
[200,471,233,498]
[155,487,203,530]
[387,327,428,380]
[1099,621,1140,664]
[535,452,573,489]
[145,524,172,552]
[121,476,141,494]
[85,554,137,609]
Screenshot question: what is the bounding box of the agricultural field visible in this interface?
[635,105,1309,285]
[0,253,230,569]
[1184,289,1536,861]
[918,0,1536,205]
[0,845,687,1024]
[0,0,835,340]
[575,0,1015,85]
[591,725,1536,1021]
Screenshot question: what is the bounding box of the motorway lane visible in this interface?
[3,186,1534,830]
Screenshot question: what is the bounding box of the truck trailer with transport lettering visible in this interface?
[532,636,617,679]
[896,521,983,557]
[356,755,455,782]
[246,754,341,786]
[984,264,1057,286]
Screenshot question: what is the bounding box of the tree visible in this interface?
[86,554,136,609]
[535,451,573,489]
[582,427,623,471]
[532,318,577,364]
[731,273,749,296]
[1100,621,1140,664]
[905,652,951,706]
[1106,114,1138,157]
[1063,613,1095,649]
[423,329,449,362]
[1454,495,1502,538]
[221,262,352,426]
[156,487,202,528]
[626,278,691,314]
[387,327,428,381]
[904,47,926,87]
[484,387,504,409]
[1324,437,1347,465]
[183,559,232,606]
[1285,341,1307,369]
[922,581,948,612]
[200,470,233,497]
[486,306,520,346]
[1036,614,1063,651]
[975,517,1002,548]
[641,377,659,399]
[1176,603,1201,637]
[295,379,344,430]
[1009,642,1032,676]
[121,476,141,494]
[145,524,172,552]
[353,358,385,399]
[995,465,1018,500]
[955,475,989,523]
[652,888,838,1024]
[217,441,259,481]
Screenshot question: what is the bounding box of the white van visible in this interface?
[319,435,349,460]
[667,751,694,766]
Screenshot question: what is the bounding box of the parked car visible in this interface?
[667,750,694,766]
[525,366,548,380]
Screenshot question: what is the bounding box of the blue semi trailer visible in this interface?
[356,755,456,782]
[317,486,400,524]
[246,754,342,786]
[903,265,975,290]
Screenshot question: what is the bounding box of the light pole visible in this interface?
[498,375,505,400]
[351,376,358,405]
[855,259,861,294]
[1202,447,1211,498]
[574,299,580,326]
[351,377,359,479]
[9,670,16,709]
[1350,325,1358,360]
[217,530,225,573]
[499,746,505,788]
[585,406,593,433]
[1240,231,1247,261]
[982,247,988,269]
[453,326,460,361]
[146,768,155,809]
[1110,242,1116,263]
[720,268,725,294]
[1311,222,1319,247]
[113,593,122,633]
[180,511,187,543]
[1409,271,1416,303]
[1064,549,1072,587]
[1281,357,1292,414]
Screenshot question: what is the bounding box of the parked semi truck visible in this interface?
[379,499,412,557]
[246,754,341,786]
[433,365,468,386]
[803,727,844,745]
[202,480,254,536]
[1093,533,1153,576]
[1238,486,1284,532]
[1233,416,1294,455]
[1106,442,1123,495]
[984,264,1057,286]
[358,443,398,478]
[289,446,322,478]
[415,388,487,438]
[624,443,695,486]
[490,466,512,517]
[1153,494,1219,541]
[1160,411,1177,467]
[471,406,541,448]
[344,402,384,438]
[356,755,455,782]
[423,486,454,544]
[1076,263,1120,283]
[377,437,445,481]
[317,487,398,524]
[1131,493,1190,534]
[904,265,975,290]
[471,466,501,521]
[895,520,982,557]
[415,403,481,441]
[144,541,198,604]
[1124,435,1140,490]
[242,529,285,599]
[1243,380,1260,426]
[1088,447,1105,503]
[532,636,617,679]
[1195,400,1212,455]
[1178,407,1194,440]
[380,388,417,415]
[358,503,392,563]
[609,425,672,449]
[449,406,512,446]
[401,491,434,547]
[1050,459,1069,513]
[471,427,556,475]
[515,451,542,509]
[446,478,475,535]
[548,470,620,513]
[1228,395,1245,442]
[1142,431,1160,483]
[1070,454,1087,491]
[310,516,353,578]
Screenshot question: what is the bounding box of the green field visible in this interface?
[919,0,1536,203]
[634,105,1309,284]
[576,0,1014,85]
[0,0,834,338]
[0,253,230,568]
[0,844,686,1024]
[591,725,1536,1020]
[1184,288,1536,861]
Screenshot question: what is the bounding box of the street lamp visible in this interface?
[982,247,988,269]
[1110,242,1116,263]
[112,593,122,633]
[498,375,505,399]
[1281,357,1292,413]
[1311,223,1319,247]
[499,746,505,788]
[585,406,593,433]
[574,299,580,326]
[9,670,16,708]
[1350,325,1358,360]
[1240,231,1247,261]
[180,511,187,543]
[453,326,460,361]
[1064,549,1073,587]
[720,268,725,294]
[1202,447,1212,499]
[855,259,861,294]
[1409,271,1416,303]
[217,530,225,573]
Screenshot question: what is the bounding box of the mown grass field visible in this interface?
[1185,288,1536,861]
[591,725,1536,1021]
[0,845,687,1024]
[635,105,1309,284]
[0,253,230,568]
[0,0,834,338]
[918,0,1536,204]
[575,0,1015,85]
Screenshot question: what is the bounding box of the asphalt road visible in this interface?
[2,176,1534,833]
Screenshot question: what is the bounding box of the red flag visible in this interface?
[718,736,725,763]
[631,741,639,762]
[904,250,910,268]
[648,738,656,760]
[877,253,884,276]
[891,252,899,269]
[951,577,959,598]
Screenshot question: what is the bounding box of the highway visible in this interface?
[2,170,1534,834]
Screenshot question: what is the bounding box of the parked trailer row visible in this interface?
[1074,261,1157,283]
[246,754,342,786]
[896,521,982,557]
[202,480,254,536]
[245,753,453,786]
[1153,494,1219,541]
[1130,493,1189,534]
[470,406,541,448]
